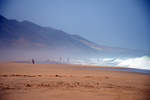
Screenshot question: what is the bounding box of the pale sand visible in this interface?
[0,63,150,100]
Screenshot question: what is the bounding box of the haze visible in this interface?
[0,0,150,50]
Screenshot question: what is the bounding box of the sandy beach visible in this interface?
[0,63,150,100]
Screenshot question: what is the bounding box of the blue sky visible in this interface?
[0,0,150,50]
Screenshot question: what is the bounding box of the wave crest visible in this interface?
[113,56,150,70]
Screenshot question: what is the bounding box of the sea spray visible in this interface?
[114,56,150,70]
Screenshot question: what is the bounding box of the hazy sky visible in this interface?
[0,0,150,50]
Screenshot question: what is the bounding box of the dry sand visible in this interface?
[0,63,150,100]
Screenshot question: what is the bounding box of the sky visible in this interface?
[0,0,150,50]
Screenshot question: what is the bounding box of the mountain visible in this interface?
[0,15,149,60]
[0,14,100,59]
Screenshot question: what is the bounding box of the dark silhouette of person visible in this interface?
[32,59,35,64]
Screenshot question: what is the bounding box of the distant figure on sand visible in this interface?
[32,59,35,64]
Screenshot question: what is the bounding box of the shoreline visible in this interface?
[1,62,150,75]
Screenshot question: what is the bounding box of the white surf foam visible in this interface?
[113,56,150,70]
[64,56,150,70]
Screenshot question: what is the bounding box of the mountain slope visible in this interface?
[0,15,149,60]
[0,15,101,59]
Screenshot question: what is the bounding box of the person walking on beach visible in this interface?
[32,59,35,64]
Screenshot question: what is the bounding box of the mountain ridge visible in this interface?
[0,14,149,60]
[0,14,101,59]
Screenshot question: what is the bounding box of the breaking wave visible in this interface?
[113,56,150,70]
[38,56,150,70]
[70,56,150,70]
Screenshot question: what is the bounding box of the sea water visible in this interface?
[71,56,150,75]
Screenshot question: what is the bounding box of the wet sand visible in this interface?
[0,63,150,100]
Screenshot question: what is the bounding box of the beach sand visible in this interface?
[0,63,150,100]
